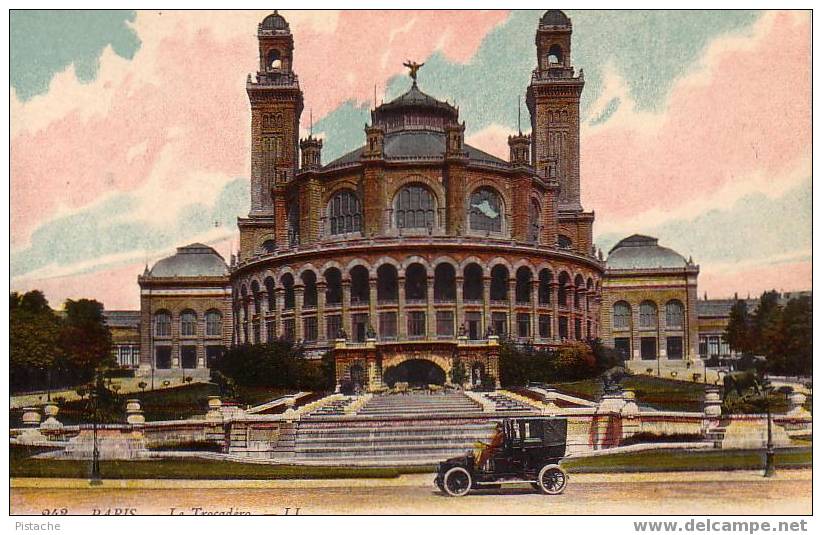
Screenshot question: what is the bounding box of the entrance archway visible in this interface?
[383,359,446,388]
[349,363,367,391]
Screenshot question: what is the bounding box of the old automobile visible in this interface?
[435,417,568,496]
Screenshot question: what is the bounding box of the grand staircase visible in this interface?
[290,392,494,465]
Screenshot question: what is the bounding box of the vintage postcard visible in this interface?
[8,7,813,523]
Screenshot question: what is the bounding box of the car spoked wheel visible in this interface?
[537,465,567,495]
[442,467,472,497]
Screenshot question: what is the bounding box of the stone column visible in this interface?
[397,276,407,338]
[317,281,327,343]
[482,275,491,335]
[426,275,435,338]
[550,282,559,340]
[455,276,465,334]
[294,285,304,341]
[369,277,378,330]
[274,288,284,339]
[507,279,516,337]
[658,305,666,362]
[567,283,576,340]
[342,280,352,337]
[258,290,268,343]
[531,280,539,340]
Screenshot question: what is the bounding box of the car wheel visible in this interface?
[442,466,472,497]
[537,464,567,495]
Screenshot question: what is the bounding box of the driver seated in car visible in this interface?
[474,422,504,470]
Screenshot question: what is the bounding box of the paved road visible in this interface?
[11,470,811,515]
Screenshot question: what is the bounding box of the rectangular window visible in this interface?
[155,346,172,369]
[408,311,426,338]
[667,336,683,360]
[538,314,551,338]
[353,313,369,342]
[699,336,708,358]
[266,320,275,342]
[132,347,140,366]
[283,319,295,342]
[379,312,397,340]
[491,312,507,338]
[436,311,454,338]
[181,346,197,369]
[641,337,657,360]
[708,336,720,357]
[466,312,482,340]
[327,315,342,340]
[558,316,568,339]
[720,339,730,356]
[303,317,318,342]
[574,318,582,340]
[614,337,631,361]
[517,313,530,339]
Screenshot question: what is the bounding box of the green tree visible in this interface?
[724,299,752,354]
[10,291,63,392]
[59,299,114,384]
[750,291,782,356]
[771,295,812,376]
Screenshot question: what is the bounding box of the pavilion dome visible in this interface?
[540,10,571,27]
[149,243,228,278]
[606,235,688,270]
[260,11,289,32]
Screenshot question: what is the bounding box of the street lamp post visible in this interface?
[764,394,775,478]
[89,378,102,486]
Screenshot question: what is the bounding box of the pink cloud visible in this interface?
[581,12,810,224]
[11,10,507,250]
[698,261,811,300]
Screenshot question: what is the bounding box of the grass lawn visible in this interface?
[10,446,428,480]
[562,447,812,473]
[553,376,708,412]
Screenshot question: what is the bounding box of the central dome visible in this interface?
[606,235,688,270]
[149,243,228,278]
[372,82,459,133]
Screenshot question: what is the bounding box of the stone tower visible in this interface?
[241,11,304,255]
[526,10,584,213]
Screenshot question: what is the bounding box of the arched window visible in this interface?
[350,266,370,305]
[288,202,299,247]
[558,234,573,249]
[639,301,658,329]
[666,300,684,328]
[434,263,456,302]
[328,189,362,235]
[529,199,541,242]
[205,310,223,336]
[281,274,295,310]
[377,264,399,303]
[538,269,552,304]
[154,311,171,337]
[261,240,276,254]
[251,281,261,315]
[490,265,509,301]
[463,263,483,301]
[267,49,282,70]
[240,285,249,320]
[557,272,570,306]
[395,185,435,229]
[324,268,342,305]
[516,267,532,304]
[180,310,197,337]
[574,274,584,309]
[264,277,276,311]
[405,263,427,301]
[469,187,503,233]
[613,302,631,330]
[301,271,317,308]
[547,44,564,65]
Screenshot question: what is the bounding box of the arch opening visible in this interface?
[383,359,446,388]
